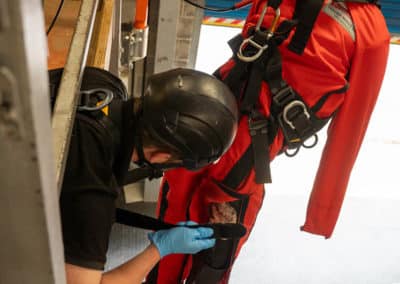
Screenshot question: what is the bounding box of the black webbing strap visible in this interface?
[216,33,248,101]
[249,111,272,183]
[289,0,378,55]
[123,167,163,185]
[288,0,325,55]
[268,0,283,9]
[115,208,247,239]
[222,146,253,189]
[240,34,271,113]
[218,25,293,186]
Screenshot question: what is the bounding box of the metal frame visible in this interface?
[143,0,204,202]
[52,0,99,193]
[0,0,66,283]
[109,0,122,76]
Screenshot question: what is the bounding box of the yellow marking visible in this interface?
[96,101,109,115]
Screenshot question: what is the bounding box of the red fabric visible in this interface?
[152,1,389,283]
[301,3,390,237]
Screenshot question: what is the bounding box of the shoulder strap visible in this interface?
[288,0,325,54]
[289,0,379,55]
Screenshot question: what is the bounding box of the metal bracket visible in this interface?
[0,66,24,139]
[126,26,149,63]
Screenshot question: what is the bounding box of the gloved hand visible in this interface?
[148,221,216,258]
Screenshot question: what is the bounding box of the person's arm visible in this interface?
[65,224,215,284]
[65,264,102,284]
[100,244,160,284]
[64,245,159,284]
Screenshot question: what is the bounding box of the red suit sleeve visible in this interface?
[301,4,390,238]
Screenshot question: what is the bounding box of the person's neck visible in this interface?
[131,147,153,163]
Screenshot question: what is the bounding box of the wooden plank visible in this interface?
[45,0,81,70]
[87,0,114,68]
[45,0,115,70]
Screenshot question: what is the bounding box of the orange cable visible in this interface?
[134,0,148,29]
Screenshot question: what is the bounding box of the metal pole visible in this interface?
[109,0,122,76]
[0,0,66,283]
[52,0,99,193]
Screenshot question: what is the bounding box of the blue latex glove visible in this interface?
[148,221,216,258]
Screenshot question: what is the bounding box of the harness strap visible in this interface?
[248,111,272,183]
[222,146,253,189]
[215,0,371,186]
[262,40,331,150]
[115,208,247,239]
[289,0,379,54]
[215,33,248,101]
[288,0,325,54]
[124,166,163,184]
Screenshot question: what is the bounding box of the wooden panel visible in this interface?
[87,0,114,68]
[45,0,81,70]
[45,0,114,70]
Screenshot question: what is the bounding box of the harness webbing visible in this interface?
[115,208,247,239]
[124,167,163,184]
[288,0,325,54]
[222,146,253,189]
[216,0,378,187]
[289,0,378,54]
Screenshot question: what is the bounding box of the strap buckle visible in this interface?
[248,111,269,136]
[78,88,114,111]
[237,7,280,62]
[272,85,296,107]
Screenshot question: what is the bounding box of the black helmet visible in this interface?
[138,68,238,170]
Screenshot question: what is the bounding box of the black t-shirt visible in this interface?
[60,101,134,270]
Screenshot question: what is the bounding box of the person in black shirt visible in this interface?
[49,67,238,284]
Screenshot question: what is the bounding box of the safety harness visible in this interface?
[214,0,378,186]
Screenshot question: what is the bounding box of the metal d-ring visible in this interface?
[78,88,114,111]
[236,7,281,63]
[237,37,269,62]
[283,100,310,130]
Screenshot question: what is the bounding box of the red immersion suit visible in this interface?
[147,1,390,283]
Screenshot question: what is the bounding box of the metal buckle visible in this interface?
[272,85,296,107]
[248,112,269,136]
[237,6,280,62]
[78,88,114,111]
[282,100,310,130]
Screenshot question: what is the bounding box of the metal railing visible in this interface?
[51,0,99,193]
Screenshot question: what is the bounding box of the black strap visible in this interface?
[222,146,253,189]
[289,0,378,55]
[288,0,325,54]
[216,33,249,101]
[248,111,272,183]
[115,208,247,239]
[123,166,163,185]
[268,0,283,9]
